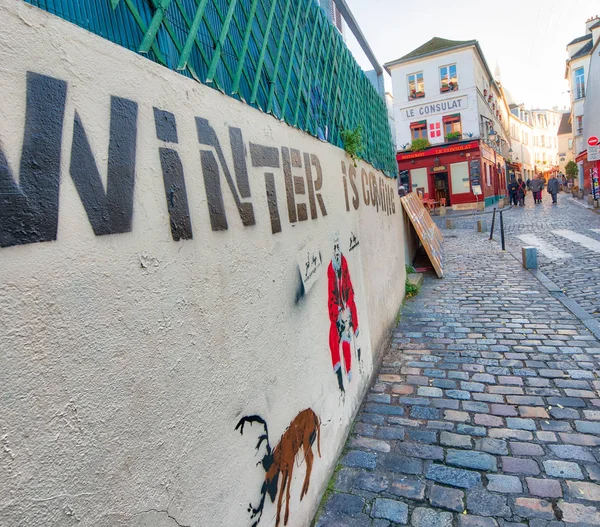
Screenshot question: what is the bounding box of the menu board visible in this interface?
[401,192,444,278]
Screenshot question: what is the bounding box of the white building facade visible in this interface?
[385,38,510,208]
[532,109,562,178]
[508,109,534,180]
[582,19,600,196]
[565,16,599,189]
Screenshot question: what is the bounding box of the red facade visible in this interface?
[576,150,600,192]
[397,141,506,207]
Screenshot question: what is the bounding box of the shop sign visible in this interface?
[402,96,468,120]
[432,165,447,172]
[588,145,600,162]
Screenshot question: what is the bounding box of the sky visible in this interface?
[343,0,599,110]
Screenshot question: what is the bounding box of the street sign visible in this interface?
[589,136,599,147]
[589,145,600,162]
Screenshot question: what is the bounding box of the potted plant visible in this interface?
[446,131,462,142]
[411,138,430,151]
[565,160,578,186]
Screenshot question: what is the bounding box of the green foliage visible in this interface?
[405,279,420,299]
[341,126,364,167]
[395,307,402,325]
[565,160,578,179]
[411,138,430,152]
[446,131,461,140]
[405,264,416,274]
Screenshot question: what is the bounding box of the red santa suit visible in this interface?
[327,254,359,380]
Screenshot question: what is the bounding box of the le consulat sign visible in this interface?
[402,96,468,121]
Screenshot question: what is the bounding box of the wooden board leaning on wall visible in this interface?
[400,193,444,278]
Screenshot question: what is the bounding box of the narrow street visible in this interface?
[316,194,600,526]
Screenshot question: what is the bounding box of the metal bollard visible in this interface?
[445,219,455,229]
[477,220,487,232]
[595,200,599,209]
[522,246,538,269]
[439,206,447,216]
[500,210,505,251]
[489,208,497,241]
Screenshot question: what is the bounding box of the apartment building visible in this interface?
[385,38,510,208]
[566,15,599,190]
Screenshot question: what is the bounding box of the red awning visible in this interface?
[397,140,479,161]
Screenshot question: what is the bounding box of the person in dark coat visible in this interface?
[547,175,560,204]
[531,176,544,204]
[516,177,526,206]
[508,177,519,206]
[526,178,532,191]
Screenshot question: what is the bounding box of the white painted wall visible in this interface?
[389,45,509,150]
[583,41,600,148]
[389,48,479,148]
[567,54,591,155]
[0,2,408,526]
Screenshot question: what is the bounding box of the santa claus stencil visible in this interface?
[327,233,360,392]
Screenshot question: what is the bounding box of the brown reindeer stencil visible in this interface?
[236,408,321,527]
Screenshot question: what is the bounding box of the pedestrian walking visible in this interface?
[531,175,544,204]
[526,177,532,191]
[516,177,526,206]
[547,174,560,204]
[508,177,519,206]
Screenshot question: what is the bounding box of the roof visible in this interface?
[567,34,592,46]
[557,112,572,135]
[384,37,476,70]
[591,21,600,30]
[571,39,593,60]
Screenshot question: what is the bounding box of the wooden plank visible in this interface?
[176,0,210,71]
[139,0,172,54]
[400,193,444,278]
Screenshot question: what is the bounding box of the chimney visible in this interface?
[586,15,600,33]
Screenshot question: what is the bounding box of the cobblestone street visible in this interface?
[437,193,600,321]
[316,210,600,526]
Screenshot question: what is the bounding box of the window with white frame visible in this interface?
[575,68,585,99]
[408,72,425,100]
[439,64,458,93]
[576,115,583,135]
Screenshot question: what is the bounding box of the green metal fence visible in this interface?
[25,0,397,176]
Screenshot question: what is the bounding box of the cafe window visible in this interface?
[442,114,462,138]
[408,72,424,100]
[410,120,427,140]
[440,64,458,92]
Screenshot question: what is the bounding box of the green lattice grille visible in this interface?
[25,0,397,176]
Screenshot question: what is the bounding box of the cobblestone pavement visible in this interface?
[315,229,600,527]
[435,194,600,321]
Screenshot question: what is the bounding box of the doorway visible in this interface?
[431,172,451,206]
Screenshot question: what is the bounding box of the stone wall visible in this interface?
[0,1,409,526]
